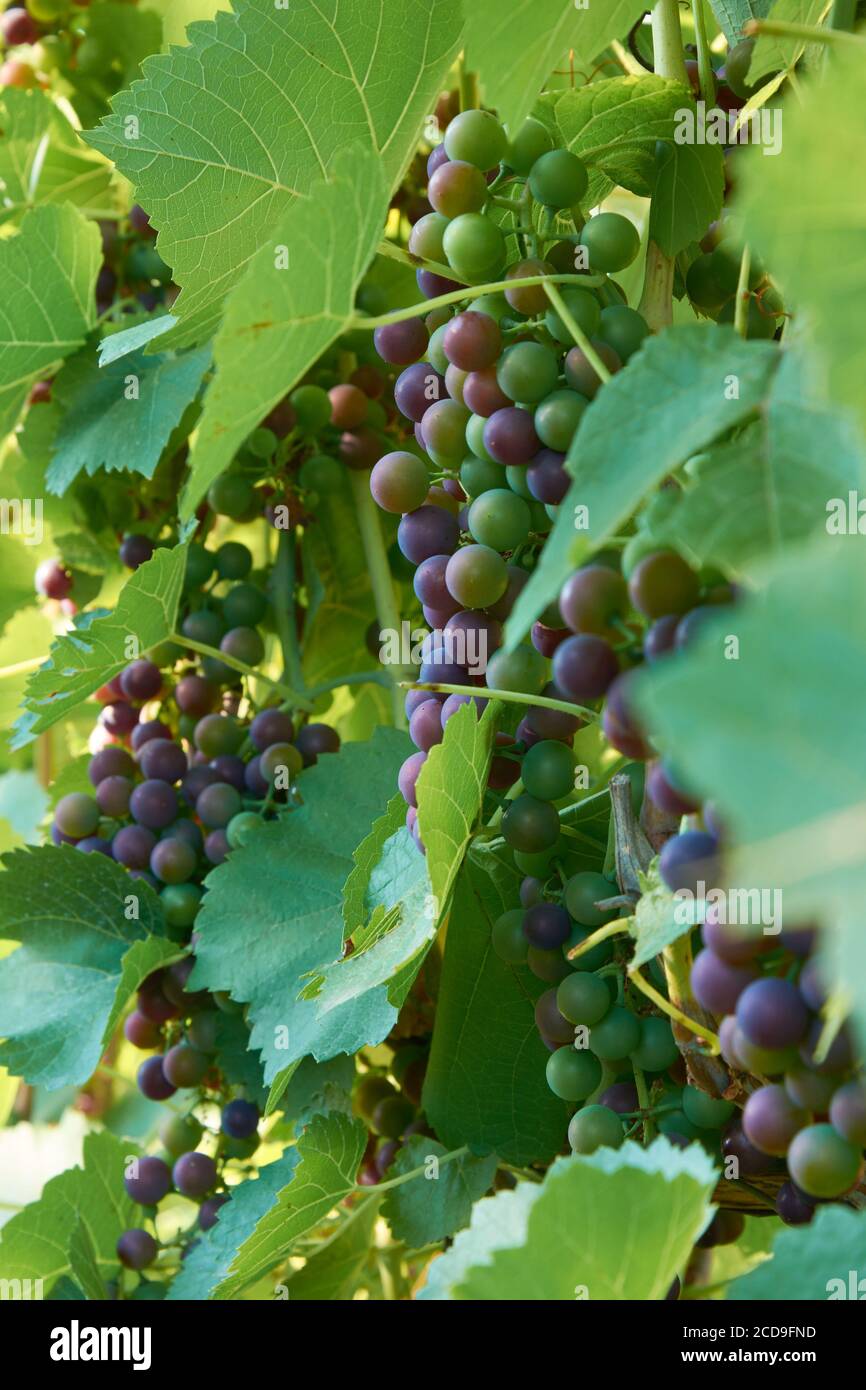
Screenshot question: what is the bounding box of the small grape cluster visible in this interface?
[0,0,140,103]
[352,1040,431,1186]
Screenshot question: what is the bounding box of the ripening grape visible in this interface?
[787,1123,863,1199]
[117,1229,158,1271]
[373,318,428,366]
[568,1104,624,1154]
[492,908,529,963]
[443,109,507,169]
[222,1099,259,1139]
[552,634,619,703]
[296,723,341,766]
[742,1084,808,1156]
[502,794,560,854]
[125,1155,172,1204]
[528,149,588,209]
[130,780,178,831]
[579,213,640,272]
[735,977,810,1050]
[173,1152,218,1199]
[523,902,571,950]
[547,1047,601,1101]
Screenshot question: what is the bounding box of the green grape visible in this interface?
[223,583,268,629]
[528,945,573,983]
[564,871,618,928]
[556,971,611,1026]
[299,453,344,495]
[507,117,555,175]
[579,213,641,273]
[470,292,512,323]
[160,883,201,931]
[522,740,575,801]
[443,215,506,279]
[460,454,502,497]
[529,149,588,209]
[427,323,450,374]
[216,542,252,581]
[160,1114,204,1158]
[568,1104,624,1154]
[657,1108,703,1141]
[629,1016,679,1073]
[465,413,496,463]
[208,474,255,519]
[588,1005,641,1060]
[485,644,547,695]
[534,389,587,452]
[445,544,508,608]
[496,341,560,405]
[681,1084,735,1130]
[226,811,263,850]
[492,909,529,963]
[544,288,600,345]
[531,500,554,533]
[505,464,534,500]
[467,489,531,551]
[563,923,613,972]
[444,108,508,170]
[787,1123,864,1199]
[185,543,216,589]
[546,1046,601,1101]
[514,840,563,876]
[598,305,649,361]
[247,427,277,459]
[290,384,332,433]
[502,794,561,854]
[621,532,660,580]
[685,253,730,312]
[717,295,779,340]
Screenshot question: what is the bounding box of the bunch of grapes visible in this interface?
[352,1038,432,1186]
[0,0,148,104]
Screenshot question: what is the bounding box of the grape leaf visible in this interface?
[211,1012,268,1109]
[629,862,689,968]
[0,845,179,1088]
[417,700,499,916]
[287,1193,380,1300]
[343,792,407,940]
[747,0,828,82]
[0,1131,139,1295]
[636,341,866,574]
[86,0,463,350]
[381,1137,498,1249]
[423,849,569,1166]
[709,0,775,45]
[167,1148,300,1302]
[98,315,177,366]
[178,145,387,520]
[633,541,866,1050]
[649,139,725,258]
[0,89,113,227]
[420,1139,717,1300]
[211,1112,368,1300]
[739,46,866,441]
[0,203,100,439]
[464,0,650,139]
[45,343,210,495]
[12,539,188,747]
[542,77,693,200]
[68,1219,107,1302]
[730,1204,866,1299]
[505,326,780,648]
[190,727,413,1088]
[276,1055,355,1130]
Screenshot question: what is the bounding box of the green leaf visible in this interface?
[87,0,463,349]
[729,1205,866,1300]
[167,1148,300,1302]
[13,540,188,747]
[0,769,47,843]
[98,314,177,366]
[465,0,650,139]
[709,0,775,46]
[633,541,866,1049]
[629,862,691,967]
[420,1139,717,1300]
[747,0,827,82]
[68,1219,107,1302]
[212,1112,368,1300]
[542,76,693,199]
[0,204,100,439]
[190,727,413,1084]
[211,1011,268,1109]
[68,2,163,127]
[343,792,406,940]
[382,1137,497,1249]
[423,849,569,1166]
[0,89,113,227]
[0,845,177,1088]
[739,46,866,441]
[650,138,725,258]
[638,341,866,574]
[276,1054,356,1129]
[287,1194,380,1300]
[0,1131,139,1294]
[179,146,386,519]
[505,326,780,648]
[45,344,211,496]
[417,700,500,916]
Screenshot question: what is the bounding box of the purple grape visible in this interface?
[534,989,575,1043]
[602,671,651,759]
[526,682,583,741]
[132,719,172,751]
[162,817,203,854]
[405,688,444,719]
[250,708,295,751]
[204,830,230,865]
[442,311,502,371]
[527,450,569,504]
[181,765,221,807]
[702,908,767,965]
[117,1229,158,1270]
[175,675,217,719]
[173,1152,217,1198]
[691,949,758,1015]
[397,505,459,564]
[599,1082,639,1115]
[113,825,157,869]
[646,763,700,816]
[120,659,163,701]
[519,876,542,908]
[120,534,155,569]
[427,144,449,178]
[96,776,133,817]
[150,838,197,885]
[440,693,487,726]
[483,406,540,465]
[552,634,619,703]
[417,268,461,299]
[398,752,427,808]
[780,926,817,958]
[658,830,720,893]
[221,1099,259,1139]
[523,902,571,949]
[775,1181,815,1226]
[742,1083,808,1155]
[643,614,680,661]
[798,958,827,1012]
[721,1121,783,1177]
[209,755,246,792]
[295,723,340,766]
[531,621,568,659]
[76,837,113,855]
[125,1011,160,1049]
[130,780,178,830]
[373,318,428,366]
[88,746,134,785]
[799,1018,854,1074]
[414,554,460,613]
[394,363,446,422]
[736,977,810,1050]
[139,740,188,784]
[125,1153,172,1204]
[243,758,269,799]
[829,1081,866,1146]
[463,367,511,417]
[199,1194,229,1231]
[486,565,529,621]
[409,699,445,752]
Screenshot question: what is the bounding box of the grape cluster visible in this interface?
[0,0,145,105]
[352,1039,432,1185]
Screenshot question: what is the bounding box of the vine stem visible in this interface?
[273,527,306,694]
[356,1145,469,1195]
[348,471,407,730]
[376,238,471,288]
[542,282,612,383]
[691,0,717,106]
[307,669,392,699]
[169,632,313,710]
[565,916,631,960]
[632,1061,655,1142]
[629,965,721,1052]
[733,245,752,338]
[402,679,600,723]
[744,15,865,45]
[350,273,605,331]
[638,0,687,330]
